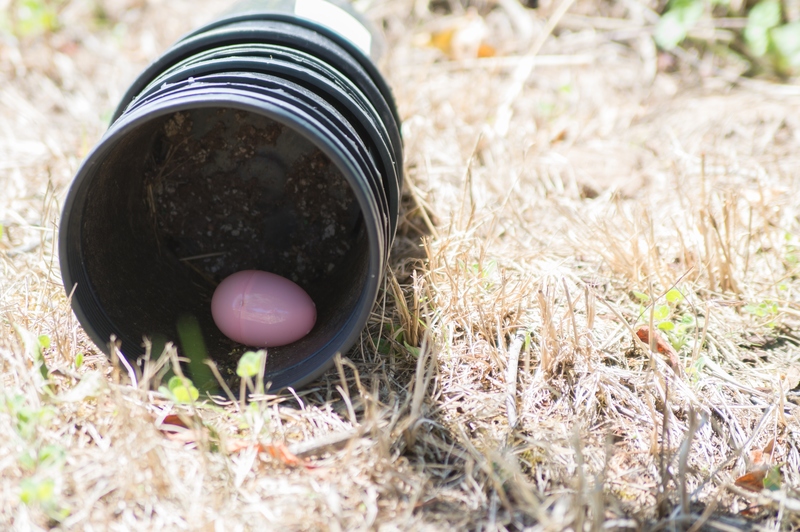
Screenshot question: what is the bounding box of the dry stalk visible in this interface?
[561,277,581,352]
[678,409,701,515]
[404,332,437,446]
[505,332,523,430]
[334,354,358,425]
[536,284,558,374]
[572,426,587,532]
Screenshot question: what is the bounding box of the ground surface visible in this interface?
[2,0,800,529]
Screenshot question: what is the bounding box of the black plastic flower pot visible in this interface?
[58,0,402,391]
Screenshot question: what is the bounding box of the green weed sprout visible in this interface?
[237,350,267,407]
[176,314,215,393]
[160,376,199,404]
[634,287,694,351]
[20,476,69,521]
[655,0,703,50]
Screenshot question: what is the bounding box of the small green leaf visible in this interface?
[693,356,707,372]
[52,506,71,521]
[404,342,421,359]
[167,376,183,392]
[747,28,771,58]
[658,321,675,331]
[20,477,55,505]
[392,327,405,343]
[176,314,215,393]
[769,23,800,74]
[750,0,782,28]
[745,301,779,318]
[665,288,684,303]
[38,444,66,468]
[763,465,782,490]
[20,0,62,36]
[744,303,765,317]
[671,336,687,351]
[653,305,670,321]
[745,0,782,57]
[74,352,84,369]
[166,376,199,403]
[236,351,262,378]
[655,12,689,50]
[13,325,50,390]
[375,338,392,355]
[632,291,650,302]
[171,385,198,403]
[654,0,704,50]
[37,335,50,349]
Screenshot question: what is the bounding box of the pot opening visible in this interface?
[78,107,370,380]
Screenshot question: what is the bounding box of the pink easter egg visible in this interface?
[211,270,316,347]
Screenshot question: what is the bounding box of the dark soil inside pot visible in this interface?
[144,109,362,290]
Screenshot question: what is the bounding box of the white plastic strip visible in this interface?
[295,0,372,56]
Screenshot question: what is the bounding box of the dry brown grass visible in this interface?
[2,0,800,529]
